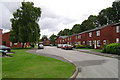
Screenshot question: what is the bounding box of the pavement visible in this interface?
[73,49,119,59]
[27,46,119,79]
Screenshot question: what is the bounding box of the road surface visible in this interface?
[33,46,118,78]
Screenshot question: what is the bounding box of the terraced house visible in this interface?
[54,23,120,49]
[2,32,29,48]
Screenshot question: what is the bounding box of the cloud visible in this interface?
[0,0,115,37]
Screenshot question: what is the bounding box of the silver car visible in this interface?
[38,44,44,49]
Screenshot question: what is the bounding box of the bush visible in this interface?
[102,43,120,54]
[75,44,85,49]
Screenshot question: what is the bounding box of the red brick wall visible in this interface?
[0,29,2,45]
[2,32,29,48]
[43,39,51,45]
[112,25,120,43]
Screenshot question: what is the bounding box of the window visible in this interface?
[14,43,17,45]
[116,26,119,33]
[10,42,12,47]
[103,40,106,45]
[78,41,81,44]
[97,30,100,36]
[76,36,78,39]
[88,41,92,46]
[83,41,85,45]
[78,35,81,39]
[89,32,92,37]
[97,40,100,47]
[116,38,119,43]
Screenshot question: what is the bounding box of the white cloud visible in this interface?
[0,0,115,37]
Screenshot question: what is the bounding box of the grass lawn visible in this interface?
[79,48,102,52]
[2,49,75,78]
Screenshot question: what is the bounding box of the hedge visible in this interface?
[102,43,120,54]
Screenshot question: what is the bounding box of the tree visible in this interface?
[58,29,72,36]
[49,34,57,45]
[112,1,120,22]
[10,2,41,48]
[71,24,81,34]
[41,35,48,42]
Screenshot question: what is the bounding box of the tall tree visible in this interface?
[41,35,48,42]
[10,2,41,48]
[112,1,120,22]
[49,34,57,45]
[71,24,81,34]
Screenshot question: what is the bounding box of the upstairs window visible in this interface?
[116,26,119,33]
[89,32,92,37]
[97,30,100,36]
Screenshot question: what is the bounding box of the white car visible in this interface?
[38,44,44,49]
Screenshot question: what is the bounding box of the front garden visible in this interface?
[2,48,75,79]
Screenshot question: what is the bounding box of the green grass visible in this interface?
[79,48,102,52]
[2,49,75,78]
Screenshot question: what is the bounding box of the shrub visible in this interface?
[102,43,120,54]
[75,44,85,48]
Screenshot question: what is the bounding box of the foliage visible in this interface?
[10,2,41,48]
[58,29,72,36]
[49,34,57,45]
[57,1,120,36]
[75,44,85,48]
[41,35,48,42]
[102,43,120,54]
[2,41,6,46]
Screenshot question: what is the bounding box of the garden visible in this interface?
[2,48,75,79]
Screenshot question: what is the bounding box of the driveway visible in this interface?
[29,46,118,78]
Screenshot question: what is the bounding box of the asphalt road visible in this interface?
[31,46,118,78]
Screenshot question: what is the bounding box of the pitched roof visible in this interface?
[59,36,68,39]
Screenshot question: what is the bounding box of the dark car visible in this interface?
[38,44,44,49]
[65,44,73,50]
[0,45,11,52]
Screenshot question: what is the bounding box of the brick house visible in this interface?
[2,32,29,48]
[55,23,120,49]
[43,39,51,45]
[0,29,2,45]
[112,23,120,43]
[56,36,67,44]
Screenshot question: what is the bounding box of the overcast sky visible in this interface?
[0,0,115,38]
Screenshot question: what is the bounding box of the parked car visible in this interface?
[0,45,11,52]
[65,44,73,50]
[57,44,62,48]
[38,44,44,49]
[61,44,67,49]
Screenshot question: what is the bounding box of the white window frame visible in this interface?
[76,36,78,39]
[89,32,92,37]
[78,35,81,39]
[83,41,85,45]
[97,40,100,47]
[97,30,100,36]
[116,26,119,33]
[10,42,12,47]
[14,43,17,45]
[116,38,119,43]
